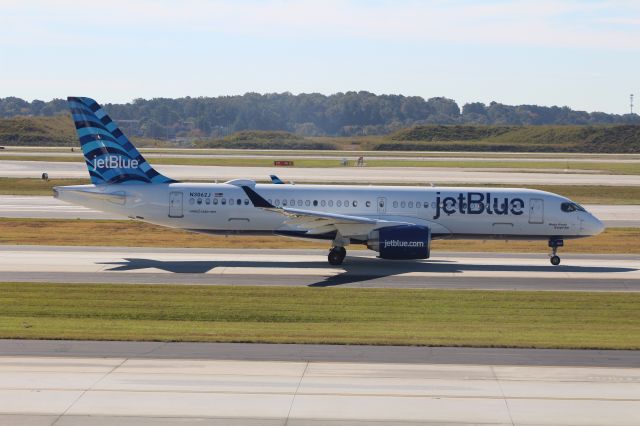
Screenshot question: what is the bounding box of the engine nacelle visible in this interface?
[367,225,431,259]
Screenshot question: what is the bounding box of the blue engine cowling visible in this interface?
[367,225,431,259]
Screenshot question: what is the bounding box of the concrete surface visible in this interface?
[2,160,640,185]
[0,246,638,291]
[2,340,639,367]
[0,356,638,425]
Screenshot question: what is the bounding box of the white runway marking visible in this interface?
[0,356,638,425]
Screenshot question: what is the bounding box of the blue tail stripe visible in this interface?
[81,139,132,155]
[79,133,120,145]
[76,126,114,139]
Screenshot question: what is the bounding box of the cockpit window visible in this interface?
[561,202,586,213]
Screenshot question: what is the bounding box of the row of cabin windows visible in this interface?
[266,198,433,210]
[189,197,250,206]
[188,196,435,210]
[268,199,366,208]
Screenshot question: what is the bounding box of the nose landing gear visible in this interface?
[328,246,346,265]
[549,239,563,266]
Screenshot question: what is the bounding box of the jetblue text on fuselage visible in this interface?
[433,192,525,220]
[92,156,139,170]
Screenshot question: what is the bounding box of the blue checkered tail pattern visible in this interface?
[67,97,177,185]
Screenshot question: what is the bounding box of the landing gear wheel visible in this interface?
[548,239,563,266]
[328,247,346,266]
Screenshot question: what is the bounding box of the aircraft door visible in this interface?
[528,198,544,224]
[377,197,387,214]
[169,191,183,218]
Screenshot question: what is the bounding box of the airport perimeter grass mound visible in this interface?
[195,130,337,150]
[2,115,639,152]
[0,115,77,146]
[377,124,640,153]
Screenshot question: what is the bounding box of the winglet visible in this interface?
[241,186,274,208]
[270,175,284,184]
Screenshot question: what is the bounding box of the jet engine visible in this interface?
[367,225,431,259]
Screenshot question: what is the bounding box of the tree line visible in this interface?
[1,92,638,139]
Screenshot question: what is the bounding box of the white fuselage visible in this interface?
[55,182,604,243]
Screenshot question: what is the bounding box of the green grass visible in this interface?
[1,283,638,348]
[0,178,89,195]
[2,219,639,253]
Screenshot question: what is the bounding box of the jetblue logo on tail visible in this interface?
[93,156,139,170]
[68,96,176,185]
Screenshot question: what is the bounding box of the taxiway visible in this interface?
[0,351,638,425]
[0,246,638,291]
[2,160,640,185]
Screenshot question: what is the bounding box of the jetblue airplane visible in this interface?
[55,97,605,266]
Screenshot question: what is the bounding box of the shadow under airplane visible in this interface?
[97,256,637,288]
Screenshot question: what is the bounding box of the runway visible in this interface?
[1,352,638,425]
[1,246,638,291]
[1,195,639,227]
[2,159,640,185]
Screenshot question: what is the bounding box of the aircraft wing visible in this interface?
[241,185,407,236]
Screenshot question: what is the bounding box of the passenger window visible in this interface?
[313,200,318,206]
[221,198,227,205]
[297,200,303,207]
[213,198,219,205]
[321,200,326,207]
[379,200,384,208]
[408,201,413,208]
[282,199,288,206]
[244,199,249,205]
[353,200,358,207]
[229,198,234,205]
[305,200,311,206]
[423,202,428,209]
[290,199,295,206]
[237,199,241,205]
[275,199,280,206]
[328,200,334,207]
[345,200,349,207]
[366,201,371,208]
[393,201,398,208]
[337,200,342,207]
[401,201,406,208]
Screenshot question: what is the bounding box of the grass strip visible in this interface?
[1,283,638,349]
[0,218,638,253]
[1,178,640,204]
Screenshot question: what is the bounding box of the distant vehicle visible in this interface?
[55,97,604,266]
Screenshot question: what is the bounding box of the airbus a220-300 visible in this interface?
[55,97,605,266]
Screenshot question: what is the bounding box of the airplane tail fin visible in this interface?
[67,97,176,185]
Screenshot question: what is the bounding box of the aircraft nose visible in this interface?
[583,214,605,236]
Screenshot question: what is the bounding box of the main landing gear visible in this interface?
[549,238,564,266]
[328,246,347,265]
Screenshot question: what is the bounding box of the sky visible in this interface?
[1,0,639,114]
